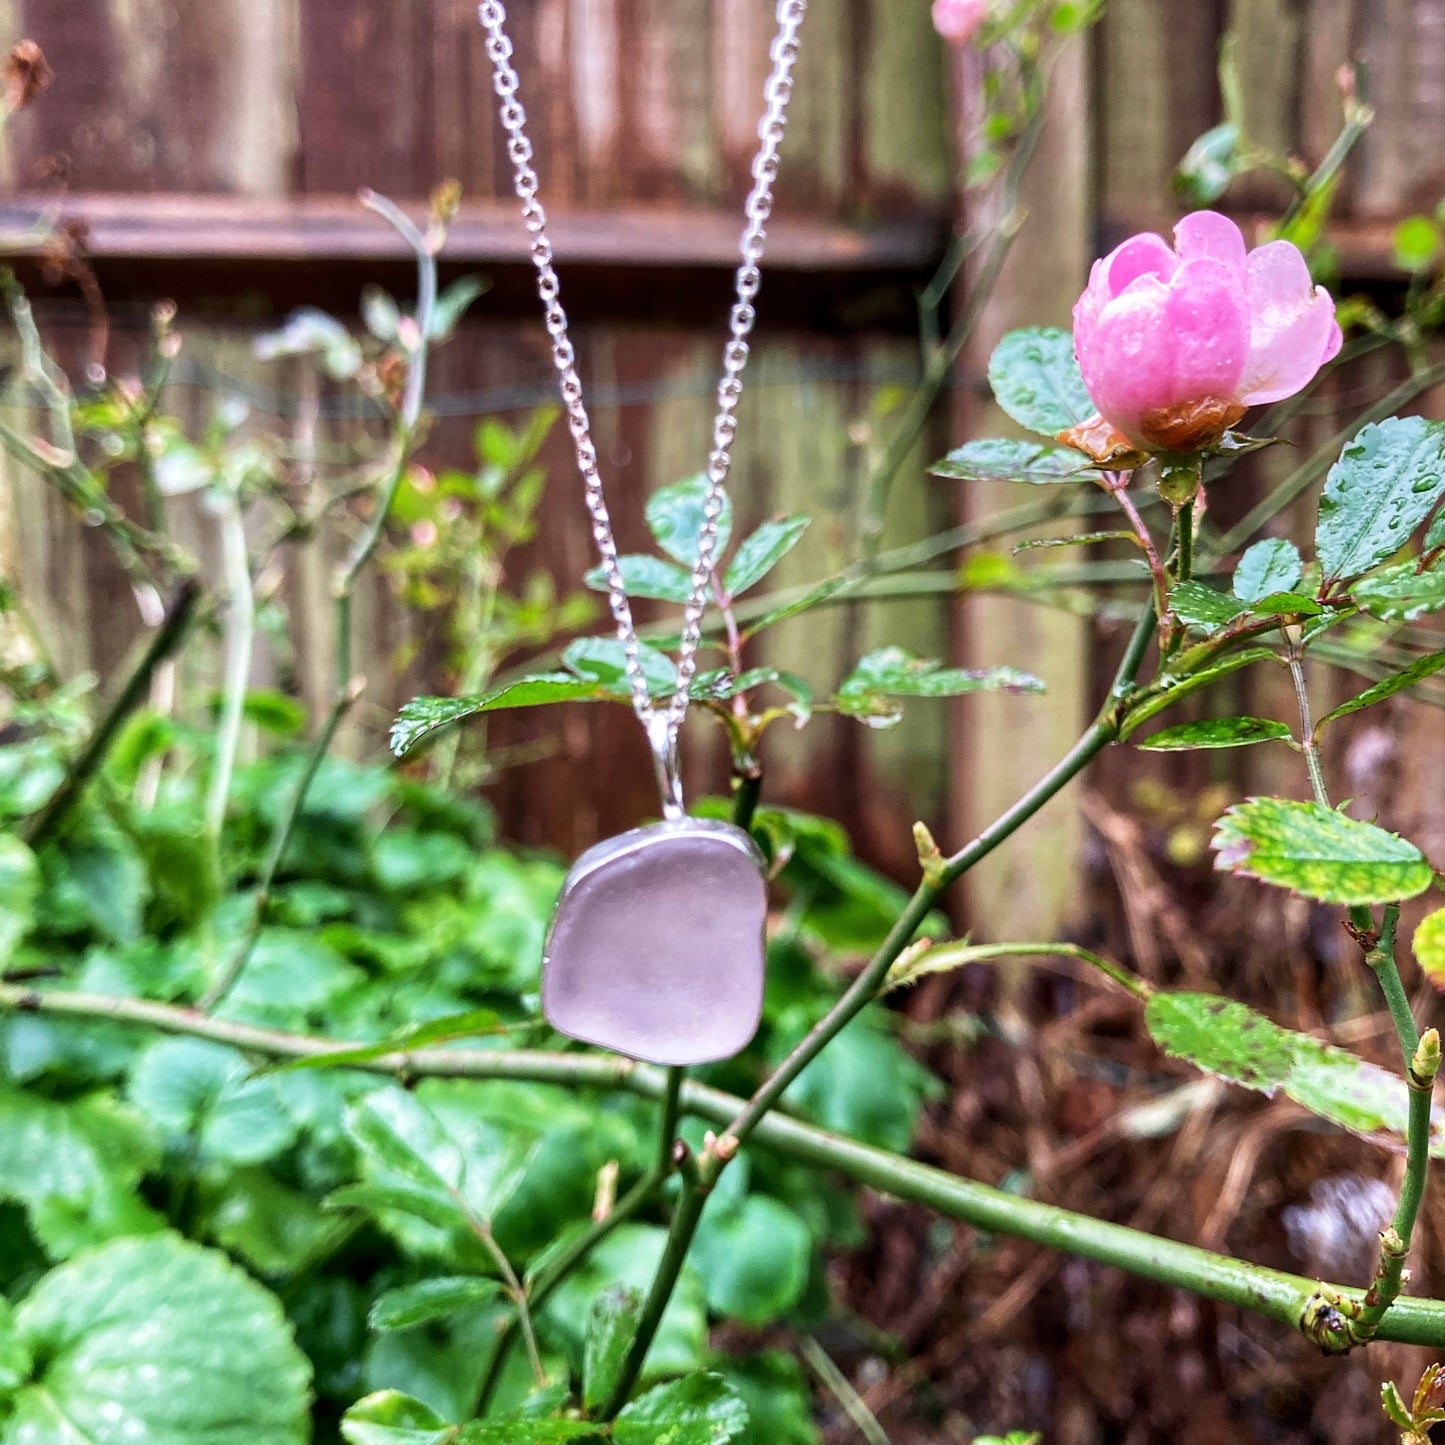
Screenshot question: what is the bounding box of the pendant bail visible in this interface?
[646,713,685,821]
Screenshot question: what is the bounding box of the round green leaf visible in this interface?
[691,1196,811,1326]
[1212,798,1434,905]
[341,1389,451,1445]
[986,328,1094,437]
[4,1233,311,1445]
[1137,717,1293,751]
[0,836,39,959]
[584,556,694,604]
[1232,538,1302,602]
[645,475,733,566]
[1416,908,1445,990]
[1394,215,1442,273]
[563,638,678,696]
[369,1277,505,1333]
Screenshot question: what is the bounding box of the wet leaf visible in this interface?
[583,1284,642,1412]
[986,327,1094,437]
[1352,560,1445,622]
[835,647,1043,723]
[1136,716,1294,751]
[1170,582,1247,633]
[1316,417,1445,582]
[391,678,609,756]
[930,437,1091,483]
[646,475,733,566]
[1317,648,1445,728]
[724,516,809,595]
[369,1276,504,1332]
[563,637,678,695]
[613,1372,750,1445]
[1233,538,1302,602]
[1174,122,1244,206]
[340,1389,452,1445]
[584,555,694,603]
[1211,798,1433,905]
[1118,648,1279,738]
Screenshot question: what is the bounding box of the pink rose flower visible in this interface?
[1071,211,1342,452]
[932,0,988,46]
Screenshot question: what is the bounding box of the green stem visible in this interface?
[10,981,1445,1347]
[23,578,202,848]
[882,940,1149,1000]
[657,1065,685,1178]
[207,492,255,843]
[598,1176,709,1420]
[1175,499,1194,584]
[1286,647,1330,808]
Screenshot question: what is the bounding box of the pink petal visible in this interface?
[1237,241,1342,404]
[1173,211,1247,278]
[1105,232,1177,295]
[1078,278,1176,441]
[1164,257,1251,402]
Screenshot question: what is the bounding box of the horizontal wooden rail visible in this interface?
[0,192,947,273]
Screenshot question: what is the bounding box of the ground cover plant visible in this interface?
[4,2,1445,1441]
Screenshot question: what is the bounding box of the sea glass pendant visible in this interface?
[541,816,768,1066]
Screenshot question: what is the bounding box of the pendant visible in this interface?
[541,817,768,1066]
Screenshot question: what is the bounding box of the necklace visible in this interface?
[480,0,807,1066]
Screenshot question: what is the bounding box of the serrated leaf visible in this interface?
[1416,908,1445,990]
[584,555,694,603]
[687,667,781,702]
[369,1276,504,1332]
[1245,591,1324,618]
[1146,992,1445,1153]
[583,1284,643,1412]
[1118,648,1279,738]
[1233,538,1302,602]
[1318,648,1445,728]
[1137,716,1294,751]
[340,1389,452,1445]
[1211,798,1433,904]
[1352,560,1445,622]
[724,516,809,595]
[7,1233,311,1444]
[391,678,608,756]
[930,437,1091,483]
[1316,417,1445,582]
[1170,581,1247,632]
[563,637,678,695]
[614,1373,751,1445]
[742,576,850,638]
[273,1009,504,1073]
[986,327,1095,437]
[835,646,1043,722]
[645,475,732,566]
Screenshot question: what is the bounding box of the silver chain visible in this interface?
[479,0,806,802]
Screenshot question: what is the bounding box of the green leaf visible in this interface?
[742,575,850,638]
[614,1373,750,1445]
[986,327,1095,437]
[1316,417,1445,582]
[128,1037,300,1165]
[1211,798,1434,905]
[1245,591,1324,618]
[273,1009,503,1074]
[370,1277,505,1332]
[1137,716,1294,751]
[929,438,1091,484]
[563,637,678,695]
[1118,648,1279,738]
[0,1083,163,1260]
[1169,581,1246,633]
[1352,560,1445,622]
[362,285,402,342]
[0,835,38,958]
[1415,908,1445,990]
[340,1389,452,1445]
[197,1165,337,1277]
[458,1422,601,1444]
[645,475,733,566]
[1428,507,1445,552]
[584,555,695,603]
[5,1233,311,1444]
[583,1284,643,1412]
[712,1353,819,1445]
[835,646,1042,724]
[691,1195,811,1326]
[391,677,611,756]
[1318,648,1445,728]
[1146,991,1445,1153]
[428,275,489,341]
[0,1299,32,1395]
[688,667,781,703]
[1394,215,1442,273]
[724,516,810,596]
[1173,122,1244,206]
[1232,538,1302,602]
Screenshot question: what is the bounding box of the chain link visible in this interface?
[479,0,806,751]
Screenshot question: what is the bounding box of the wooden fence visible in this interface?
[1,0,1443,943]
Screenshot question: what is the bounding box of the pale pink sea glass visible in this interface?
[542,818,767,1066]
